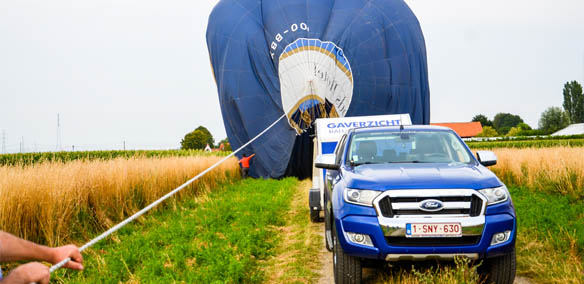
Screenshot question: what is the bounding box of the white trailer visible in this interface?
[309,114,413,222]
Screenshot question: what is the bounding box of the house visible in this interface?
[552,123,584,136]
[431,122,483,138]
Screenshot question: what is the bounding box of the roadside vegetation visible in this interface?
[0,156,239,246]
[370,257,483,284]
[53,178,299,283]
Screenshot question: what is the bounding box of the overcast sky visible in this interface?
[1,0,583,153]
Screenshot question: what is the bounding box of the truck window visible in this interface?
[348,131,472,165]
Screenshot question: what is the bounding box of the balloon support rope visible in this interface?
[48,113,287,275]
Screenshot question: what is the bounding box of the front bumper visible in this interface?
[336,212,516,260]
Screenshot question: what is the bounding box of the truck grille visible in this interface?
[377,193,483,218]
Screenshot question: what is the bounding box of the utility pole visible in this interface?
[123,140,126,151]
[1,130,6,154]
[56,113,62,151]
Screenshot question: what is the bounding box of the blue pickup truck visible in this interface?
[314,125,516,284]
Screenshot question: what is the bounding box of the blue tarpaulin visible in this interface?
[207,0,429,178]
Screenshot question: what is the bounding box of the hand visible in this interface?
[4,262,50,284]
[49,245,83,270]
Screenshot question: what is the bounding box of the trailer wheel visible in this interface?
[310,208,320,223]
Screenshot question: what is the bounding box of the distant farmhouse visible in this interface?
[552,123,584,136]
[431,122,483,138]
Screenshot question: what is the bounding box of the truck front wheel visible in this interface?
[333,221,362,284]
[482,246,516,284]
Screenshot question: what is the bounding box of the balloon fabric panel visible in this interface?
[207,0,429,178]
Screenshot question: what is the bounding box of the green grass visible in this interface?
[262,180,323,283]
[53,178,298,283]
[0,149,229,166]
[510,187,584,283]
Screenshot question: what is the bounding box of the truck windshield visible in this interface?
[347,131,473,165]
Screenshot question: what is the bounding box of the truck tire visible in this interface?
[482,246,516,284]
[310,208,320,223]
[333,221,362,284]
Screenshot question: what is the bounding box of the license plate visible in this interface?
[406,223,462,237]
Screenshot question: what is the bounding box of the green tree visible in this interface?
[506,127,521,137]
[492,113,524,135]
[476,126,499,137]
[516,123,532,131]
[218,138,232,151]
[538,107,570,134]
[563,80,584,123]
[471,114,492,127]
[181,129,208,150]
[195,126,215,148]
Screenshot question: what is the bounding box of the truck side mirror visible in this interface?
[315,154,340,170]
[476,151,497,167]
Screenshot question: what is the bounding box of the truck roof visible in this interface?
[352,124,454,133]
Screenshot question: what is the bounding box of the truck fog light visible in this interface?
[490,230,511,246]
[346,232,374,247]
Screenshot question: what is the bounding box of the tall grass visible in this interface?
[485,147,584,199]
[0,156,239,246]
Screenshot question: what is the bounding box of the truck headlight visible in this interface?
[479,185,509,205]
[344,188,381,207]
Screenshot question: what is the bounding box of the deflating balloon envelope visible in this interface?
[207,0,429,178]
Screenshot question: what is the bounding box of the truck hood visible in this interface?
[343,162,502,190]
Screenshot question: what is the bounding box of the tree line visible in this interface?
[473,80,583,137]
[180,126,231,151]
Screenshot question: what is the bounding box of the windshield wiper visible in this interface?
[353,161,379,166]
[384,160,431,164]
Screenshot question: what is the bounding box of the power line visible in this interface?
[56,113,62,151]
[1,130,6,154]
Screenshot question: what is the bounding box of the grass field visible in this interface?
[53,178,300,283]
[510,187,583,283]
[0,156,239,246]
[1,146,582,283]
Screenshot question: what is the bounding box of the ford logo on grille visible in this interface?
[419,199,444,212]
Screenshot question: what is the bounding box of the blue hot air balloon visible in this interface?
[206,0,429,178]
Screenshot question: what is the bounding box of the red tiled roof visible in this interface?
[431,122,483,138]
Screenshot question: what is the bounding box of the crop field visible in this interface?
[0,155,239,246]
[0,147,582,283]
[0,149,228,167]
[466,137,584,149]
[479,147,584,283]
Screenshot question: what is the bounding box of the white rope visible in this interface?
[49,113,286,274]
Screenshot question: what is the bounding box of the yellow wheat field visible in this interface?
[479,147,584,198]
[0,156,239,246]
